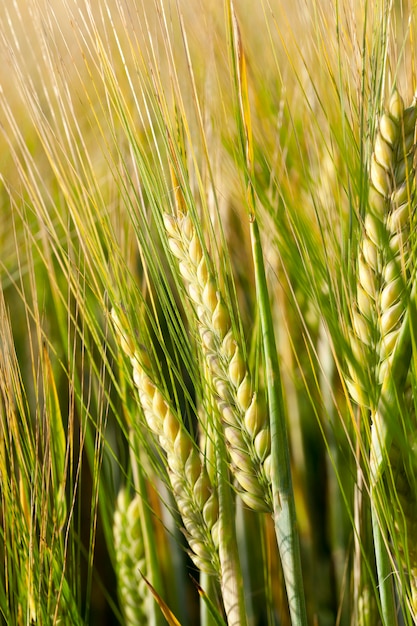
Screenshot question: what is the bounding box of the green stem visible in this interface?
[371,498,398,626]
[249,216,307,626]
[199,572,225,626]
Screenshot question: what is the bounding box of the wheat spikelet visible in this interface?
[164,212,272,512]
[113,489,148,625]
[111,308,220,575]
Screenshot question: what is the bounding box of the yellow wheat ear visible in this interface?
[347,89,417,622]
[164,211,273,513]
[111,307,221,576]
[347,90,417,411]
[113,490,148,626]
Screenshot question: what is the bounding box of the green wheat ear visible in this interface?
[111,308,221,576]
[113,489,148,626]
[164,211,272,513]
[347,89,417,621]
[347,91,417,410]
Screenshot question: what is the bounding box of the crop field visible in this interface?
[1,1,417,625]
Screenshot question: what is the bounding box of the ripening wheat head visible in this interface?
[164,210,272,513]
[348,89,417,613]
[111,308,221,576]
[113,489,148,626]
[348,90,417,409]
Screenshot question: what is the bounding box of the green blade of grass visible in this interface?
[250,216,308,626]
[226,2,307,623]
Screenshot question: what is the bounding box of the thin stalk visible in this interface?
[200,571,222,626]
[371,499,398,626]
[250,216,308,626]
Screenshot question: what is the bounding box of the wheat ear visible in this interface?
[113,489,148,625]
[348,90,417,616]
[111,308,220,576]
[348,91,416,409]
[164,211,272,512]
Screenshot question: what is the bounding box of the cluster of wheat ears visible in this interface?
[2,0,417,625]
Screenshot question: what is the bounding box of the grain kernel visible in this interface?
[179,260,194,282]
[389,90,404,121]
[189,233,203,265]
[220,401,238,426]
[174,432,193,464]
[384,259,401,283]
[254,428,271,461]
[228,346,246,387]
[244,394,261,437]
[237,374,252,411]
[168,237,184,260]
[229,447,252,473]
[380,277,403,310]
[392,180,411,207]
[188,282,201,303]
[359,254,376,297]
[379,113,398,146]
[197,257,209,287]
[152,390,167,421]
[263,455,272,481]
[224,425,242,449]
[188,538,211,562]
[212,298,230,339]
[234,469,263,495]
[163,410,180,442]
[181,214,193,241]
[221,331,236,359]
[200,327,215,351]
[214,376,232,402]
[185,452,202,487]
[380,329,399,358]
[368,186,387,216]
[202,494,219,527]
[357,284,373,321]
[361,238,378,271]
[371,156,390,197]
[387,202,410,231]
[380,301,403,334]
[202,280,217,312]
[365,213,383,245]
[374,134,393,169]
[240,491,270,512]
[163,213,179,238]
[211,520,220,546]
